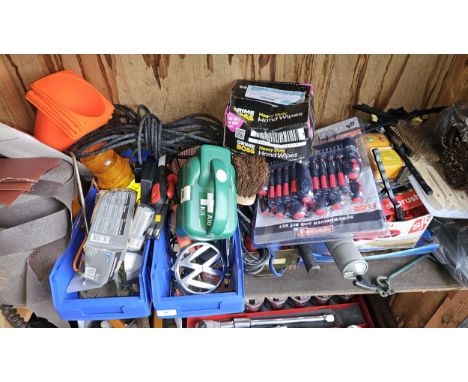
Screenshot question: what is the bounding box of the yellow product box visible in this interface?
[370,148,404,180]
[364,133,391,150]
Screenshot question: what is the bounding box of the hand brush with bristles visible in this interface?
[392,119,439,162]
[232,154,269,205]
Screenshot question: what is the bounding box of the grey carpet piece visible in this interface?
[0,159,76,327]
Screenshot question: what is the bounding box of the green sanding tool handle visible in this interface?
[208,159,228,236]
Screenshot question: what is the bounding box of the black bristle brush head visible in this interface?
[232,154,270,206]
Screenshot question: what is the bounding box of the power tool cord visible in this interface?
[70,104,224,166]
[238,208,284,276]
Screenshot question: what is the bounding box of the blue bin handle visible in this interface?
[78,306,126,316]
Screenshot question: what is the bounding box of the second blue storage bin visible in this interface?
[151,227,245,318]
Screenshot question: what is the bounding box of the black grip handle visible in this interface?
[297,244,320,276]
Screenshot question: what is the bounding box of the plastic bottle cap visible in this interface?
[216,169,227,183]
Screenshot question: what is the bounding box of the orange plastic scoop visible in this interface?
[26,70,114,151]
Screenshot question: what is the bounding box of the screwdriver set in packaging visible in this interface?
[252,118,388,246]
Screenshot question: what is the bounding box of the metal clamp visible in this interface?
[353,276,387,296]
[354,255,436,297]
[377,254,436,297]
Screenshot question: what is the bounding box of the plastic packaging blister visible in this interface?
[420,102,468,155]
[431,218,468,286]
[253,117,388,246]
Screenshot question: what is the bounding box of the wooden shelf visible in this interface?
[245,255,464,299]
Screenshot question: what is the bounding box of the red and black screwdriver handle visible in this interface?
[267,175,276,214]
[335,154,347,188]
[327,154,338,189]
[290,162,298,196]
[297,162,313,206]
[282,166,290,205]
[151,166,177,208]
[349,179,363,203]
[289,163,306,220]
[319,156,329,190]
[259,195,270,216]
[310,157,320,192]
[151,166,167,208]
[274,167,285,218]
[148,167,178,239]
[314,157,329,216]
[327,155,342,210]
[343,137,361,180]
[258,174,270,216]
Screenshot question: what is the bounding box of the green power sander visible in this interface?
[176,145,237,241]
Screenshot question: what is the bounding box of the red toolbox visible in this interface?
[187,297,374,328]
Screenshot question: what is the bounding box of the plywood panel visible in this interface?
[425,291,468,328]
[390,289,468,328]
[0,54,466,134]
[390,291,447,328]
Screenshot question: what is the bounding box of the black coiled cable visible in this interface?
[238,207,272,275]
[70,104,224,166]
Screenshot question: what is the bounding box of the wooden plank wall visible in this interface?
[390,290,468,328]
[0,54,467,134]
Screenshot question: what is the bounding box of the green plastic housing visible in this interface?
[176,145,238,241]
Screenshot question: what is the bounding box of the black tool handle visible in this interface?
[372,149,397,205]
[297,244,320,276]
[311,158,320,192]
[282,166,290,203]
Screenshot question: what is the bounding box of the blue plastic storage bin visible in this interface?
[49,186,152,321]
[151,227,244,318]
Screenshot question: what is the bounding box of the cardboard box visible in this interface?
[355,189,431,250]
[364,133,391,149]
[369,148,405,180]
[354,214,432,250]
[224,80,314,161]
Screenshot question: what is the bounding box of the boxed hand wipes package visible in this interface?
[224,80,315,162]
